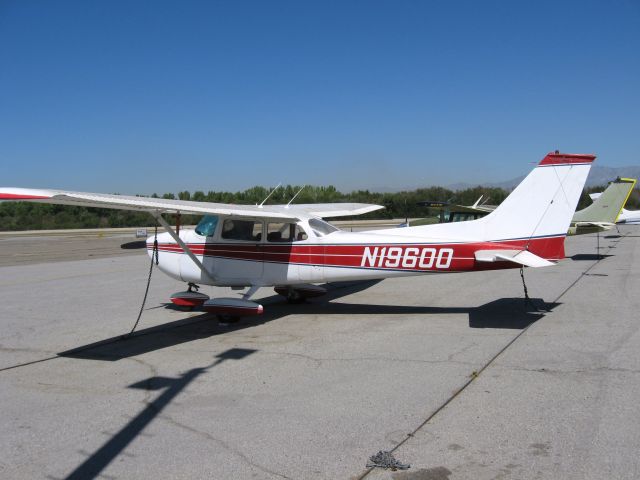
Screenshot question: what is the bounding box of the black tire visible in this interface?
[284,289,302,304]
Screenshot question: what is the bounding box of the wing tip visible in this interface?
[0,192,52,200]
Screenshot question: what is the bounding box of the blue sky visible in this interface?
[1,0,638,194]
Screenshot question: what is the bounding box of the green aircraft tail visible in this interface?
[572,177,636,224]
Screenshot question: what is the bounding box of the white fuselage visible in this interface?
[147,220,560,287]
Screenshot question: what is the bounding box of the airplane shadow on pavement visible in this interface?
[570,253,614,261]
[61,348,257,480]
[59,278,557,361]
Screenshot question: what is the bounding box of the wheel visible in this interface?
[286,289,306,304]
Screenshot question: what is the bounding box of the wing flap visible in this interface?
[289,203,384,218]
[475,249,555,268]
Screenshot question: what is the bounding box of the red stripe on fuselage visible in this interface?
[149,235,565,272]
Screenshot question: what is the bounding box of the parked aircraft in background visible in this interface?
[417,195,496,223]
[612,208,640,225]
[589,182,640,225]
[568,177,636,235]
[0,152,594,321]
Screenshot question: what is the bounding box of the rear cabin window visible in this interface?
[221,219,263,242]
[267,223,308,242]
[195,215,219,237]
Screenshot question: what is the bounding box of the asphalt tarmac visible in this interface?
[0,233,144,267]
[0,228,639,479]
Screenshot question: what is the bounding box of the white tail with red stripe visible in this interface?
[480,153,594,238]
[479,152,595,257]
[378,152,595,262]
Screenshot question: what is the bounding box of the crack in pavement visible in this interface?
[257,350,479,369]
[126,356,293,480]
[495,364,640,376]
[447,342,479,362]
[157,411,293,480]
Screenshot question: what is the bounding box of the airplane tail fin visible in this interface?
[572,177,636,224]
[480,152,595,260]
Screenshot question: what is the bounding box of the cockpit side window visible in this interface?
[308,218,339,237]
[195,215,219,237]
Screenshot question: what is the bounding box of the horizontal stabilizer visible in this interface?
[475,249,555,268]
[573,221,614,229]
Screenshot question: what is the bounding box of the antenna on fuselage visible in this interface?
[286,185,306,208]
[258,183,282,207]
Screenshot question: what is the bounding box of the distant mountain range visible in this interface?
[446,166,640,191]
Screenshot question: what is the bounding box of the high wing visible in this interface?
[0,187,384,220]
[284,203,384,218]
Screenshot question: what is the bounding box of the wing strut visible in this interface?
[150,211,216,283]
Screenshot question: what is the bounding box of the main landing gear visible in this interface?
[170,283,328,322]
[170,284,264,323]
[274,284,327,303]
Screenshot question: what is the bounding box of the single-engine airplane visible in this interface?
[0,151,594,320]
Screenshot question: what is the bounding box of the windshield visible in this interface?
[195,215,219,237]
[308,218,339,236]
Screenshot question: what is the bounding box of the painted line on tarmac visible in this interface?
[0,267,142,287]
